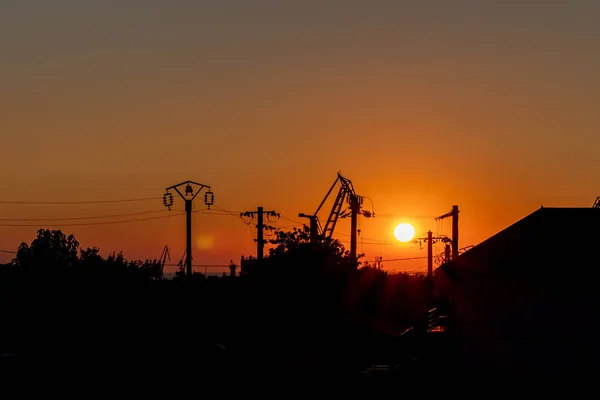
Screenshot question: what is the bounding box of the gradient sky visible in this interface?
[2,0,599,273]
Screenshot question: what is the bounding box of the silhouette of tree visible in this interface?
[13,229,79,273]
[79,246,102,263]
[266,225,361,276]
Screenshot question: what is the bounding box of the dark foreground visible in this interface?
[1,279,594,392]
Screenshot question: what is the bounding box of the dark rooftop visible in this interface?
[440,207,600,276]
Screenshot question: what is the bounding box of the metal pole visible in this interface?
[452,205,459,260]
[163,180,214,278]
[350,198,359,264]
[257,206,264,260]
[185,199,192,276]
[427,230,433,279]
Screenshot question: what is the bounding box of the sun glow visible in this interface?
[394,223,415,243]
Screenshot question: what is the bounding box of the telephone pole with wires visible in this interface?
[240,207,280,260]
[435,205,459,260]
[163,180,214,277]
[413,231,451,279]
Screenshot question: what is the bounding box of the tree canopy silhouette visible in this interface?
[5,229,163,282]
[13,229,79,271]
[264,225,361,278]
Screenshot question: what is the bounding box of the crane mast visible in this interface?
[300,172,372,264]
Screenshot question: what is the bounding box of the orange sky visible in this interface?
[2,1,599,273]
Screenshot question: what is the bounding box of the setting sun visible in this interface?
[394,223,415,243]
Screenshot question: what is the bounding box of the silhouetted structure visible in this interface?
[228,260,237,277]
[434,207,600,377]
[163,180,214,276]
[412,231,451,279]
[299,172,374,265]
[435,205,459,260]
[1,227,435,387]
[240,207,280,260]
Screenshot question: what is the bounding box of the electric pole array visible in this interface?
[435,205,459,260]
[240,206,280,260]
[163,180,214,277]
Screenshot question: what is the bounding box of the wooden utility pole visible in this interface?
[451,205,459,260]
[413,231,449,279]
[241,207,280,260]
[349,196,361,264]
[427,230,433,279]
[435,205,459,261]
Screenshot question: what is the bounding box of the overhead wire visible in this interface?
[0,197,162,205]
[0,209,169,222]
[0,212,185,227]
[336,231,393,244]
[374,213,436,219]
[279,215,304,225]
[211,205,243,218]
[164,263,229,268]
[0,194,444,263]
[378,256,428,262]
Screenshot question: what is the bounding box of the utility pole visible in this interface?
[163,180,214,277]
[413,231,450,279]
[241,207,280,260]
[435,205,459,260]
[427,230,433,279]
[349,196,361,264]
[451,205,459,260]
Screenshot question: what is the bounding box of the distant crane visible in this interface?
[593,197,600,208]
[176,250,188,276]
[299,172,374,263]
[158,245,170,278]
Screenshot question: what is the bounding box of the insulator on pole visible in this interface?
[204,191,214,209]
[163,192,174,210]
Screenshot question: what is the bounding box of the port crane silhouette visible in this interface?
[299,172,373,263]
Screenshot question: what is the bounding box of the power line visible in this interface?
[373,214,436,219]
[279,215,304,225]
[0,197,161,205]
[163,263,229,268]
[0,249,16,254]
[0,212,185,227]
[211,205,242,217]
[336,231,393,243]
[379,256,428,262]
[0,210,169,222]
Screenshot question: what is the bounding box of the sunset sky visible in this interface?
[2,1,599,273]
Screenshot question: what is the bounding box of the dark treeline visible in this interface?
[0,227,432,386]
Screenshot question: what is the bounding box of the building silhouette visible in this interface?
[433,206,600,377]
